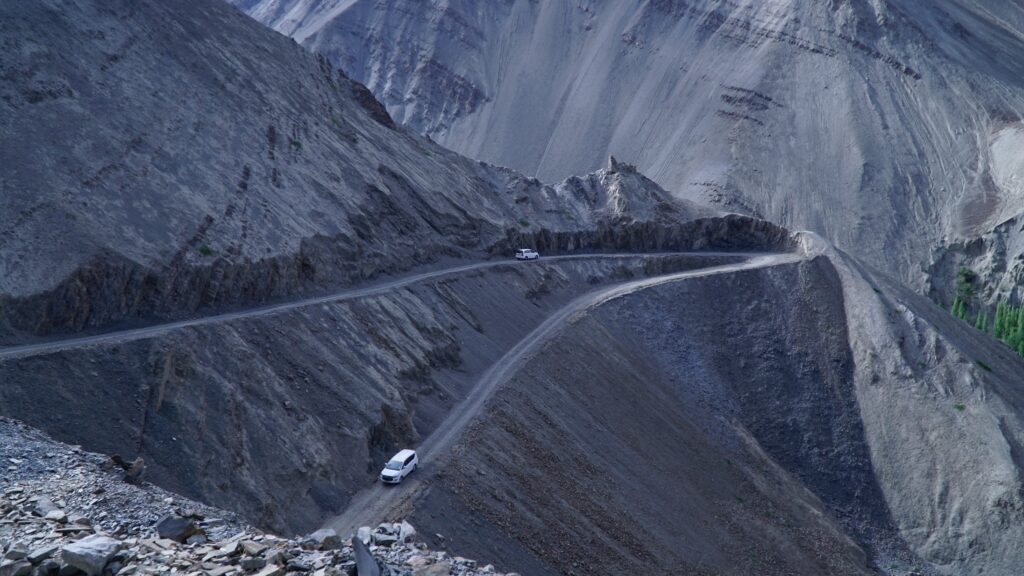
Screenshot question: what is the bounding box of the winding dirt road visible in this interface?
[0,246,813,537]
[0,252,746,361]
[326,250,806,535]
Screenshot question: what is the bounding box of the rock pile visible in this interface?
[0,418,516,576]
[2,507,513,576]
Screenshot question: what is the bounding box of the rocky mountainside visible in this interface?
[0,417,510,576]
[228,0,1024,294]
[8,1,1024,576]
[0,0,719,343]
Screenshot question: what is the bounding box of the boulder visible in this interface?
[61,535,123,576]
[371,533,397,547]
[32,499,58,518]
[154,515,201,543]
[26,545,58,564]
[123,458,145,484]
[36,559,60,575]
[0,560,31,576]
[303,529,341,551]
[3,544,28,561]
[355,527,371,546]
[239,556,266,572]
[239,541,265,556]
[397,521,416,544]
[43,511,67,524]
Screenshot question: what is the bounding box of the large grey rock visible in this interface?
[303,528,341,551]
[32,499,57,518]
[60,535,122,576]
[2,544,27,561]
[397,521,415,544]
[0,560,31,576]
[154,515,200,543]
[26,545,57,565]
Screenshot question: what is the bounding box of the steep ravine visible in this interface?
[402,253,1024,576]
[0,253,743,535]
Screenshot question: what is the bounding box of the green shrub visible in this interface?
[198,245,215,257]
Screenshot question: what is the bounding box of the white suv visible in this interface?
[515,248,540,260]
[380,449,418,484]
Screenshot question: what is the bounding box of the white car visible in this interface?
[515,248,540,260]
[380,449,418,484]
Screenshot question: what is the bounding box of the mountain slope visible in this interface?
[229,0,1024,291]
[0,0,722,341]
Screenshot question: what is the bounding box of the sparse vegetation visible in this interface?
[948,268,1024,361]
[517,218,530,228]
[289,138,302,151]
[198,245,215,257]
[954,403,966,412]
[976,359,992,372]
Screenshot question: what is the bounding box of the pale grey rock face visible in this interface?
[228,0,1024,290]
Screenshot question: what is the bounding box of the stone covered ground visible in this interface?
[0,418,511,576]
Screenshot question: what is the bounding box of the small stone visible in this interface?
[253,567,282,576]
[185,535,206,546]
[371,533,397,547]
[61,535,123,576]
[355,528,371,546]
[284,561,309,572]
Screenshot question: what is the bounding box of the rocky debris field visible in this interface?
[0,418,512,576]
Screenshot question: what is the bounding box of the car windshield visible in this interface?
[385,460,403,470]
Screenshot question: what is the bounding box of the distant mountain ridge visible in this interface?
[0,0,725,340]
[228,0,1024,297]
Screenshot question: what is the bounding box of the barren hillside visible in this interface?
[229,0,1024,295]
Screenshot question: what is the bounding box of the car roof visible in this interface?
[390,449,416,460]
